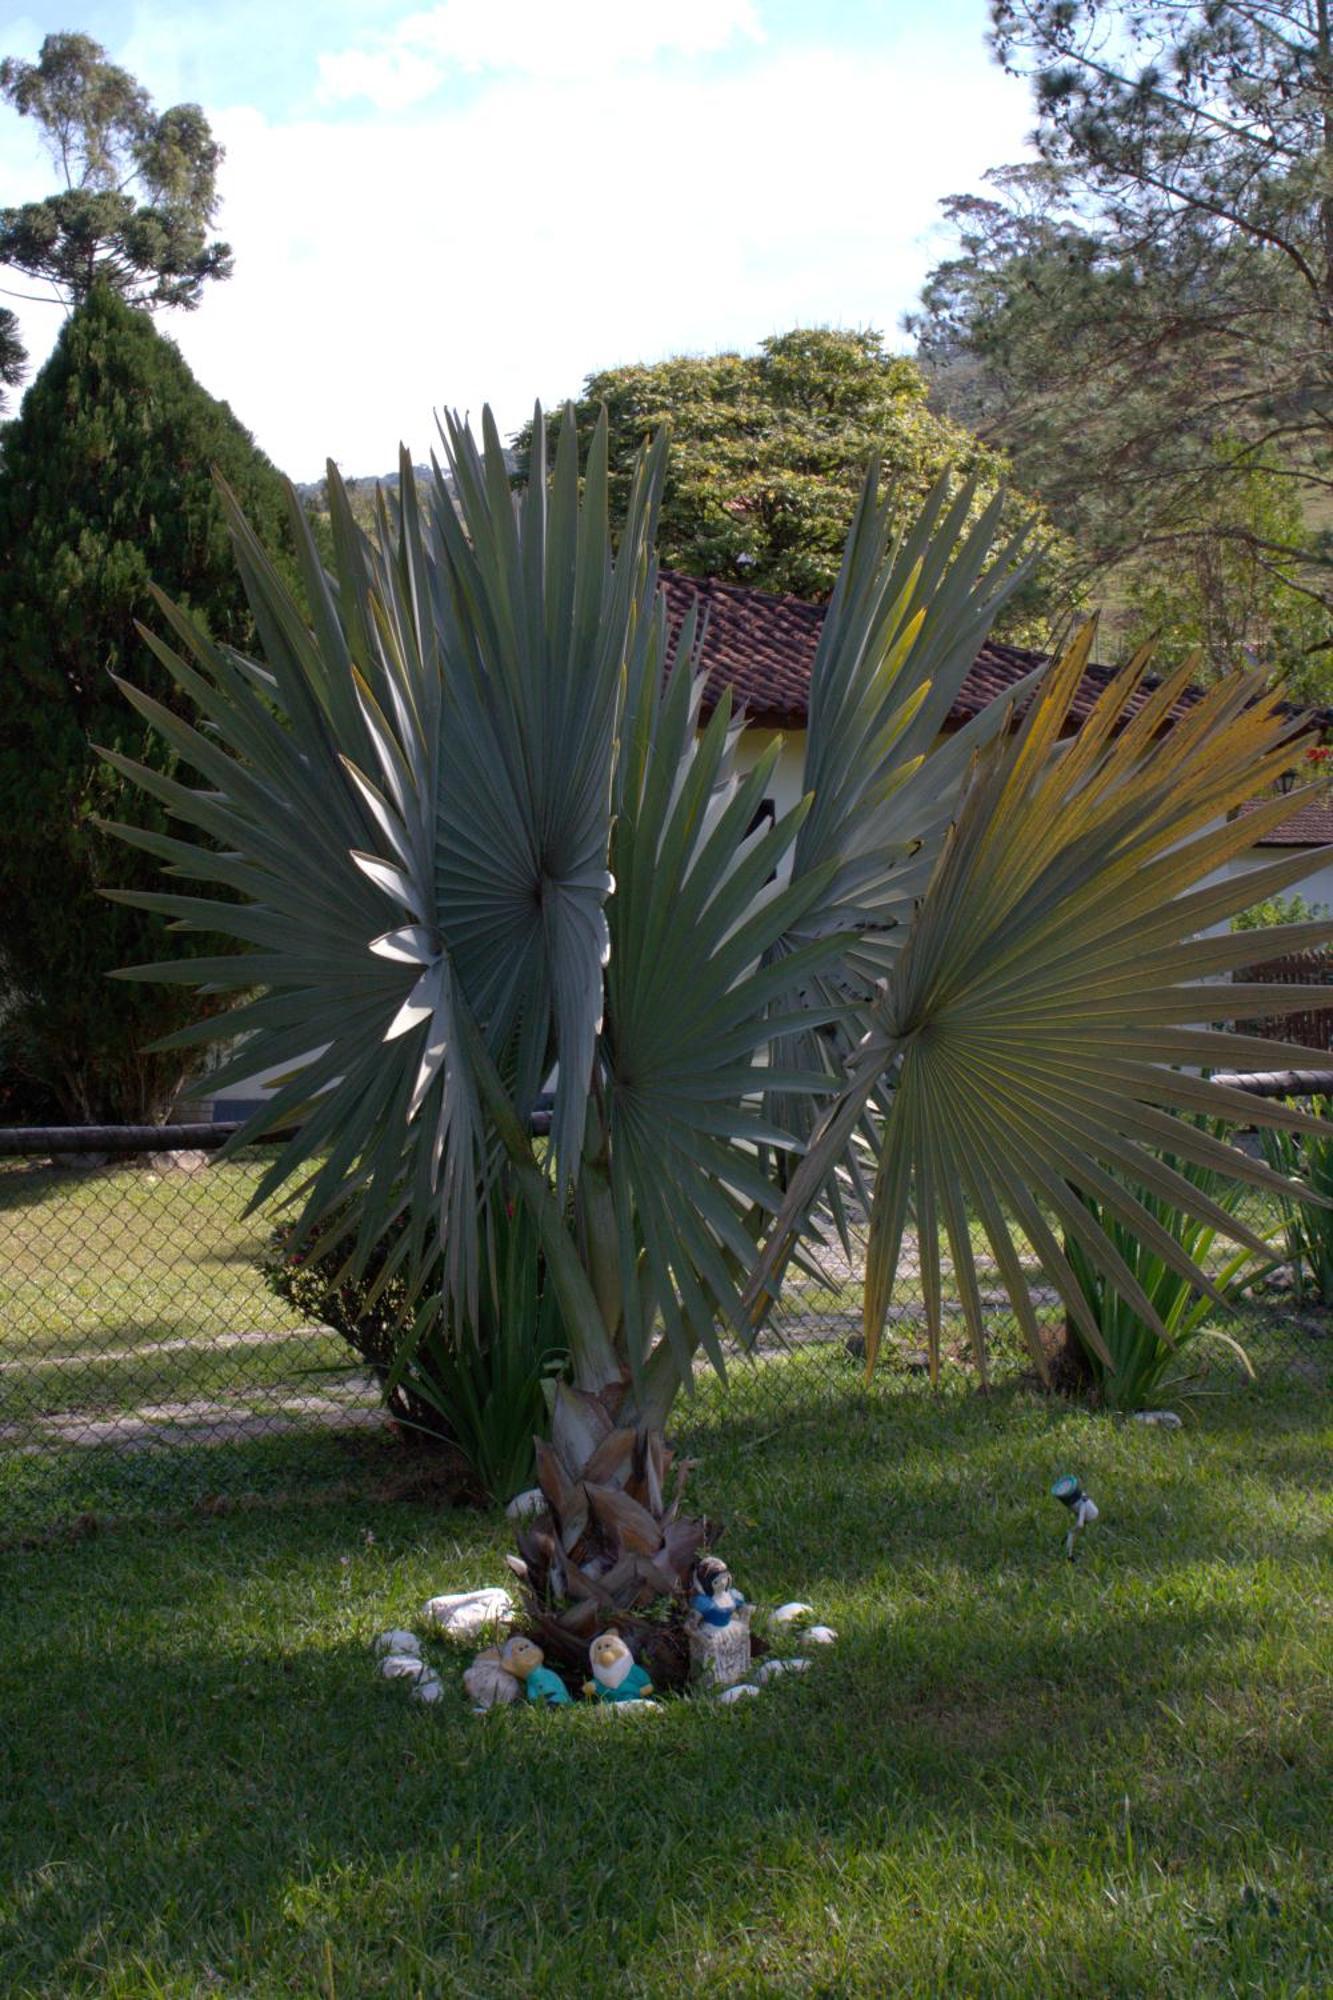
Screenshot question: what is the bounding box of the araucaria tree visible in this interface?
[0,288,295,1121]
[111,412,1333,1665]
[0,31,231,310]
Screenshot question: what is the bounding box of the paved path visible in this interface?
[0,1324,329,1375]
[1,1387,386,1453]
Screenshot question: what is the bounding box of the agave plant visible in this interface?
[1062,1120,1275,1411]
[1258,1099,1333,1304]
[101,403,1333,1665]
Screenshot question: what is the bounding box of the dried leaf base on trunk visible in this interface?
[506,1386,714,1695]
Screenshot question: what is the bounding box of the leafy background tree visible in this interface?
[515,327,1073,638]
[912,3,1333,689]
[0,31,231,311]
[0,288,297,1121]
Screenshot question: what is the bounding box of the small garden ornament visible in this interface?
[690,1556,746,1628]
[501,1634,572,1706]
[1051,1474,1099,1560]
[686,1556,753,1690]
[463,1647,522,1709]
[585,1631,655,1704]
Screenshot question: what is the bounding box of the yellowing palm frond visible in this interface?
[747,630,1333,1380]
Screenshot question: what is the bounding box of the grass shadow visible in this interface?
[1,1470,1328,1997]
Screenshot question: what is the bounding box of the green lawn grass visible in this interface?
[1,1374,1329,1998]
[0,1155,286,1352]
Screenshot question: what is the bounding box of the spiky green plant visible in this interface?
[1061,1122,1274,1410]
[101,408,1035,1422]
[104,405,1333,1666]
[1258,1098,1333,1303]
[265,1180,567,1500]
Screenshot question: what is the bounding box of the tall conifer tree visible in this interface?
[0,287,295,1120]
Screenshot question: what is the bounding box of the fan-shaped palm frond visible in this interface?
[101,406,862,1400]
[746,628,1333,1380]
[101,405,667,1323]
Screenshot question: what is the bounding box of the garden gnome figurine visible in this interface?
[686,1556,752,1690]
[584,1631,655,1703]
[501,1633,572,1706]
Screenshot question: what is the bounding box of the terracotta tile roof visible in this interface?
[660,569,1204,732]
[1242,797,1333,846]
[661,571,823,729]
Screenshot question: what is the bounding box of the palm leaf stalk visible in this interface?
[103,404,1333,1676]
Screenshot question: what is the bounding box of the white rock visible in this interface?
[716,1682,762,1703]
[752,1657,811,1683]
[411,1672,445,1704]
[379,1653,427,1683]
[462,1656,521,1708]
[590,1698,660,1714]
[1134,1410,1182,1429]
[805,1626,838,1645]
[769,1602,815,1628]
[423,1588,514,1642]
[505,1488,546,1520]
[372,1629,421,1658]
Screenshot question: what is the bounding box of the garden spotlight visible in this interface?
[1051,1474,1098,1561]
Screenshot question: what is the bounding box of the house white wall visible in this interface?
[1224,846,1333,916]
[734,726,808,821]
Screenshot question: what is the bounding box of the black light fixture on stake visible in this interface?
[1051,1474,1099,1561]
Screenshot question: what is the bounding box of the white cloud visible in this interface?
[317,0,765,109]
[3,31,1033,480]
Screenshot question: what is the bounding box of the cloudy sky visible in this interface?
[1,2,1035,479]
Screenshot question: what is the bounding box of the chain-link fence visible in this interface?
[0,1128,380,1462]
[2,1118,1329,1532]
